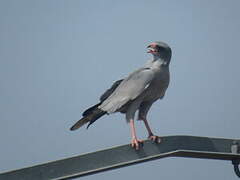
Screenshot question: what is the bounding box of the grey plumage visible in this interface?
[100,79,123,102]
[70,41,171,134]
[70,79,123,130]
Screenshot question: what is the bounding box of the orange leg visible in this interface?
[143,118,161,143]
[129,119,143,150]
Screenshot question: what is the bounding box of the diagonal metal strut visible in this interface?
[0,135,240,180]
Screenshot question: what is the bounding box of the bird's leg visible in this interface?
[129,119,143,150]
[138,103,160,143]
[143,118,161,143]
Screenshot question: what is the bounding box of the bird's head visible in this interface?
[147,41,172,62]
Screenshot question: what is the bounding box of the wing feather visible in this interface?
[99,68,154,113]
[82,79,123,116]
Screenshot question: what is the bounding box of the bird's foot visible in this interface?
[131,138,144,150]
[148,134,161,143]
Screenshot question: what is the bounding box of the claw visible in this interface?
[131,138,144,150]
[148,135,161,143]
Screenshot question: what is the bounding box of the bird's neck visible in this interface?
[152,56,169,67]
[145,56,170,69]
[152,54,161,61]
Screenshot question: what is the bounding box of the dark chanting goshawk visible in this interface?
[70,41,172,150]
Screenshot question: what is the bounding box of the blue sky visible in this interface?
[0,0,240,179]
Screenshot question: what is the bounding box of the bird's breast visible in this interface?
[143,67,170,101]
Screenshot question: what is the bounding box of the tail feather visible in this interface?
[71,79,123,131]
[70,108,106,131]
[70,116,90,130]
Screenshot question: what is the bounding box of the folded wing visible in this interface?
[99,67,154,113]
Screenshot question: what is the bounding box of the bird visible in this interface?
[70,41,172,150]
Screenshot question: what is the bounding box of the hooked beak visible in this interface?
[147,44,157,53]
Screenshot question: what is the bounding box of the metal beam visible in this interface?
[0,135,239,180]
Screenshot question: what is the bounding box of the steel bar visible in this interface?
[0,135,239,180]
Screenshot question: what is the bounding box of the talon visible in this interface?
[148,135,161,143]
[131,138,144,150]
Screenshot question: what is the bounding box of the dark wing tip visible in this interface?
[86,121,93,129]
[82,103,101,116]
